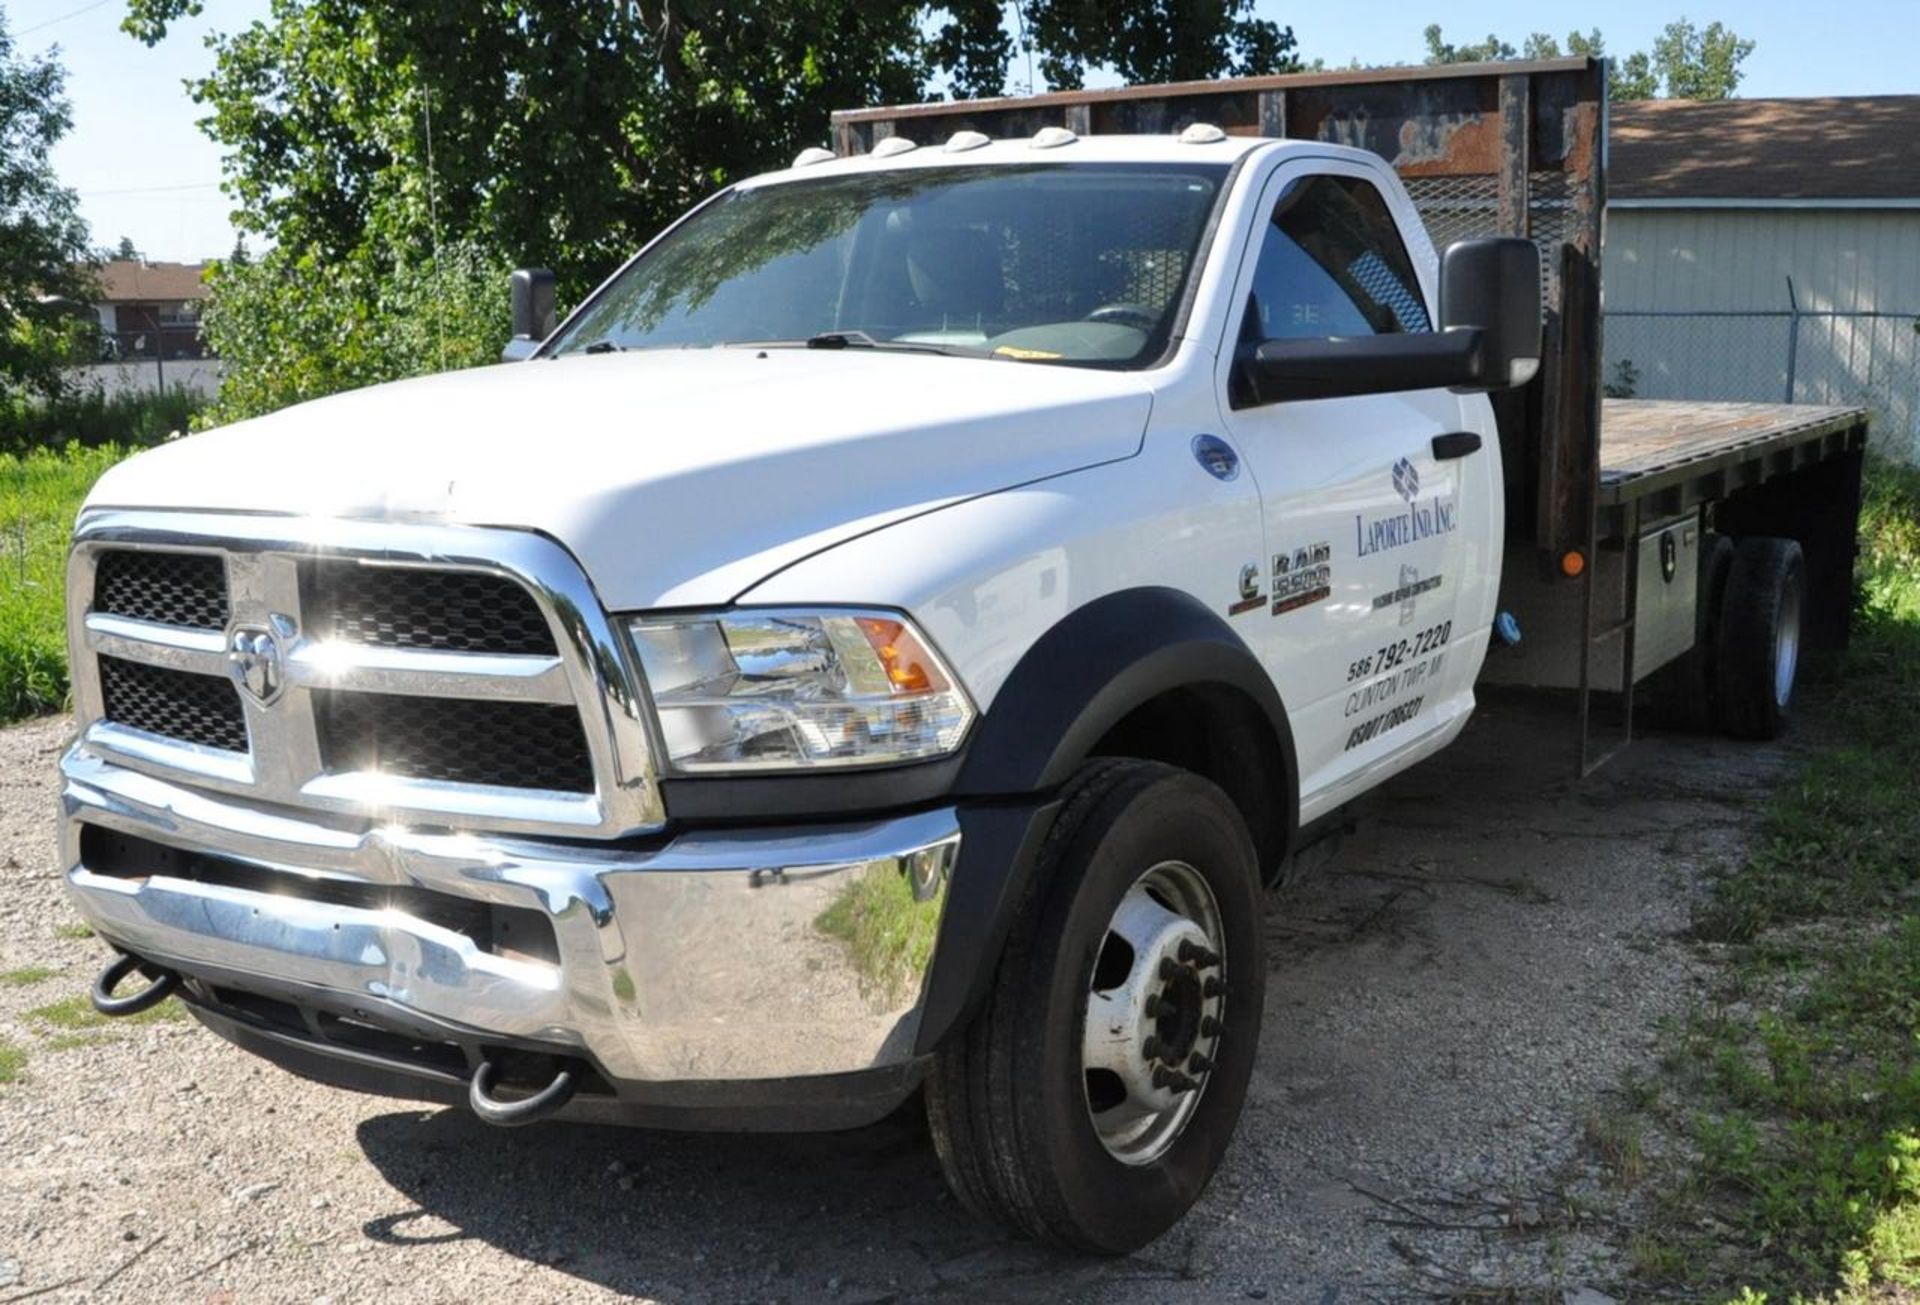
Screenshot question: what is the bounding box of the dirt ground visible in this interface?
[0,694,1791,1303]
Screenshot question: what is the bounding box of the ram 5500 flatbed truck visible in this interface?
[60,58,1866,1252]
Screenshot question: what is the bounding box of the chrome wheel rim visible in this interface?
[1081,860,1226,1166]
[1775,571,1803,708]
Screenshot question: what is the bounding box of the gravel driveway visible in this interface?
[0,697,1788,1303]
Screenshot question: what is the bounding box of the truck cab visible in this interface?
[59,58,1862,1255]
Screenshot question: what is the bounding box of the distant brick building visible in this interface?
[92,260,211,360]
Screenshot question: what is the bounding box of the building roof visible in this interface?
[1611,96,1920,202]
[95,260,209,303]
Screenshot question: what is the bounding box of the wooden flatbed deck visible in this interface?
[1598,399,1869,514]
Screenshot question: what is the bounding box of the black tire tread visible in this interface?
[925,757,1195,1250]
[1715,535,1805,740]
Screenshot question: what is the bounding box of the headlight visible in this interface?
[629,609,975,772]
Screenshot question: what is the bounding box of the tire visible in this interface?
[924,759,1265,1254]
[1714,536,1806,740]
[1641,532,1734,732]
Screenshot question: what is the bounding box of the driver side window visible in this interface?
[1239,174,1432,346]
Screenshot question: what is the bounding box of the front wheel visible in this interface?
[925,759,1266,1253]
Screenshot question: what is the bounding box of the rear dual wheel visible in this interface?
[925,759,1265,1254]
[1643,533,1806,741]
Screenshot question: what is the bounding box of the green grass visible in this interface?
[0,965,54,987]
[24,992,187,1030]
[0,443,129,722]
[52,921,93,940]
[0,1038,23,1084]
[815,863,945,1001]
[1629,458,1920,1300]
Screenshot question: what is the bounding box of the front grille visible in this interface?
[99,656,248,753]
[93,550,228,629]
[306,564,557,655]
[315,690,594,792]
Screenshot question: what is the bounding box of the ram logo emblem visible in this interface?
[226,625,286,706]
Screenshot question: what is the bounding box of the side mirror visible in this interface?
[502,267,557,362]
[1233,237,1542,407]
[1439,237,1541,389]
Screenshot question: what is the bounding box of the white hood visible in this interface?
[86,349,1155,608]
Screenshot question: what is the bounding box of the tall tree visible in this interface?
[123,1,1298,294]
[1423,19,1751,103]
[113,235,139,260]
[0,8,97,396]
[1651,19,1753,101]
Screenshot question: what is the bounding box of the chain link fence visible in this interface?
[1604,304,1920,462]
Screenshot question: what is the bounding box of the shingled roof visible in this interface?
[1611,96,1920,202]
[95,260,209,302]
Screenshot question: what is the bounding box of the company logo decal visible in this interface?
[1391,457,1421,503]
[1355,474,1458,557]
[1271,541,1332,615]
[1371,566,1443,623]
[1228,562,1265,616]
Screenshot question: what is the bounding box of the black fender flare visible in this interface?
[952,586,1298,805]
[917,586,1298,1054]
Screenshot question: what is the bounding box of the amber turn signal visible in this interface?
[1560,549,1586,578]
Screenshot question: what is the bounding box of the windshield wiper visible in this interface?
[581,340,627,354]
[723,332,991,359]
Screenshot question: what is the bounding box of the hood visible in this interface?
[86,349,1154,608]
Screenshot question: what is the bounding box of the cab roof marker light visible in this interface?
[1179,122,1228,145]
[791,146,834,168]
[944,130,990,153]
[1030,126,1078,149]
[871,136,919,158]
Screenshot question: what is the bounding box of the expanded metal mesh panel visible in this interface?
[1527,170,1574,309]
[93,550,229,630]
[99,656,248,753]
[1001,200,1202,321]
[315,691,594,792]
[305,565,556,656]
[1403,172,1572,318]
[1402,175,1501,254]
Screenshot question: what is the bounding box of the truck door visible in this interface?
[1216,162,1478,811]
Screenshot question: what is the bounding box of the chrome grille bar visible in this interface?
[67,510,665,839]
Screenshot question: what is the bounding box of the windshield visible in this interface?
[548,162,1230,368]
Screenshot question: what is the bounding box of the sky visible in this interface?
[25,0,1920,264]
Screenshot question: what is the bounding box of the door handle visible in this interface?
[1431,431,1482,461]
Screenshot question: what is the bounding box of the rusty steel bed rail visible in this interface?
[831,57,1609,571]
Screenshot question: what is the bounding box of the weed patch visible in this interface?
[0,444,129,721]
[0,1038,22,1084]
[0,965,54,986]
[1629,458,1920,1298]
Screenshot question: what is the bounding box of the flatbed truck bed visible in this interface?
[1600,399,1868,512]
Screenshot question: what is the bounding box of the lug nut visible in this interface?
[1142,1036,1164,1061]
[1188,1052,1214,1074]
[1153,1066,1201,1094]
[1200,1016,1221,1038]
[1144,994,1162,1018]
[1178,940,1221,968]
[1159,957,1182,981]
[1203,977,1226,998]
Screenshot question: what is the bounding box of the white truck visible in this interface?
[60,58,1867,1252]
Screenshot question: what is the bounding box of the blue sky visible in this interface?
[26,0,1920,263]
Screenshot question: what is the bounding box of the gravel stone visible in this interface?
[0,698,1793,1299]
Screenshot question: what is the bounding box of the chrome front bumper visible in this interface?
[60,744,958,1089]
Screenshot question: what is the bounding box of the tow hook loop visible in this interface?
[90,952,179,1017]
[468,1059,577,1127]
